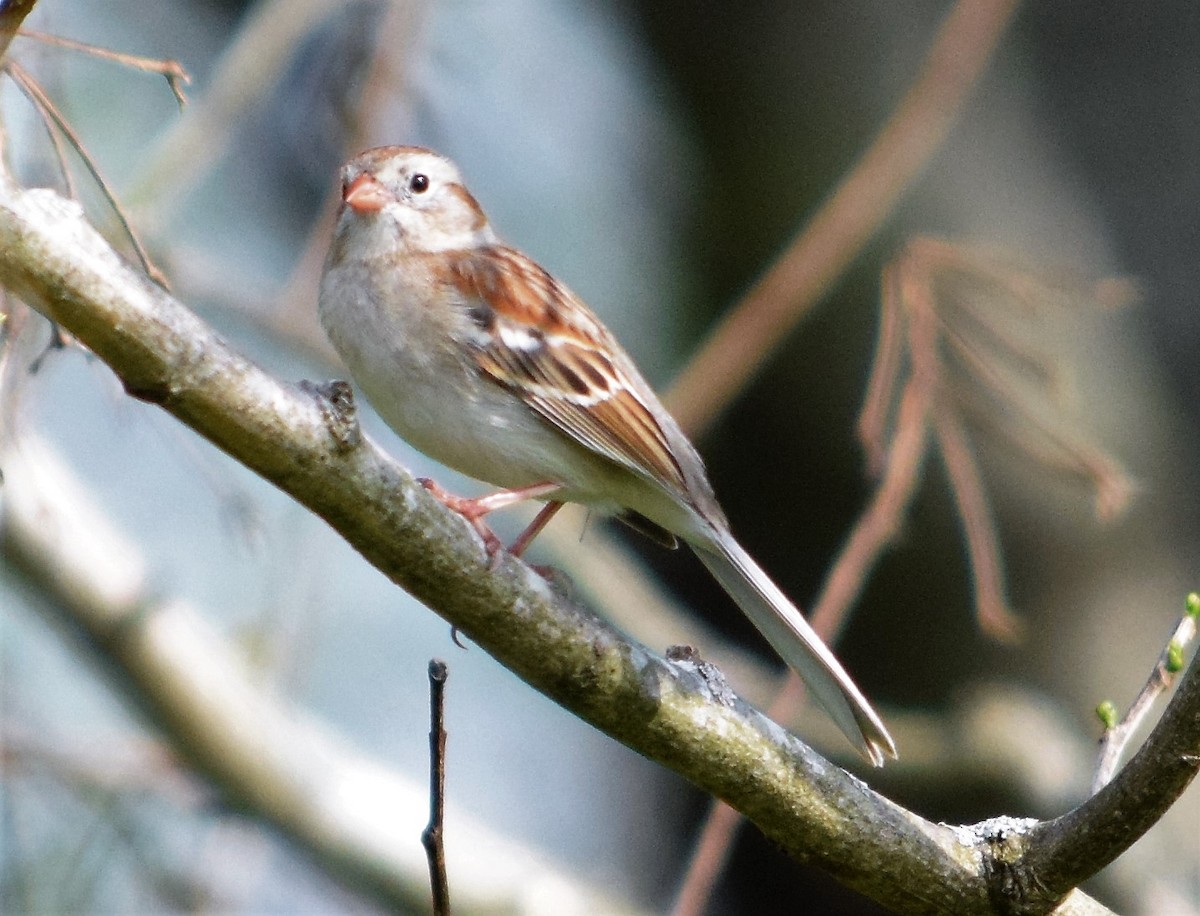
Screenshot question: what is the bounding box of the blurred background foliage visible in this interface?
[1,1,1198,913]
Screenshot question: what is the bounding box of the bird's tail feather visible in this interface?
[693,535,896,766]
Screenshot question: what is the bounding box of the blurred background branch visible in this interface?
[665,0,1021,437]
[2,433,644,914]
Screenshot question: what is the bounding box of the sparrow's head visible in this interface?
[334,147,495,256]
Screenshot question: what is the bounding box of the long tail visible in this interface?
[693,534,897,766]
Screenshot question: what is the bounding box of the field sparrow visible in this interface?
[318,146,896,765]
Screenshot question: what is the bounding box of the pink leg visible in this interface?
[508,500,565,558]
[418,478,562,566]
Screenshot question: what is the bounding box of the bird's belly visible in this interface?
[319,268,706,537]
[366,367,564,489]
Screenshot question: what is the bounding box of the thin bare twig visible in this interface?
[858,260,909,475]
[18,75,78,199]
[1015,643,1200,912]
[668,799,739,916]
[934,406,1021,641]
[1092,594,1200,792]
[422,659,451,916]
[903,237,1131,637]
[811,262,941,641]
[847,236,1134,644]
[16,29,190,108]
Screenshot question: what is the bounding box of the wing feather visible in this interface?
[448,247,688,495]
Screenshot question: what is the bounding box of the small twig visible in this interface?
[1017,633,1200,910]
[18,74,77,199]
[857,260,908,475]
[1091,593,1200,793]
[933,406,1022,642]
[422,659,451,916]
[967,399,1134,522]
[16,29,190,108]
[809,275,940,642]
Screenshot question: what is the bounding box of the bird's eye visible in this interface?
[409,173,430,194]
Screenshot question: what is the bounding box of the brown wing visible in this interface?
[447,246,689,496]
